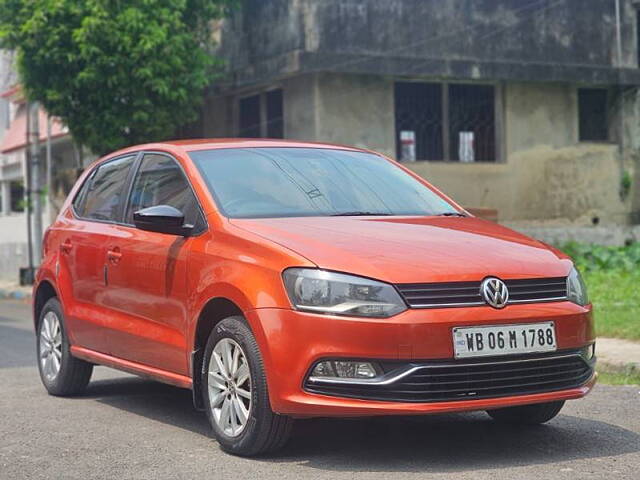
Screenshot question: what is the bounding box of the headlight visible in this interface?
[567,266,589,306]
[282,268,407,317]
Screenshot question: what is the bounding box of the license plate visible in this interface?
[453,322,556,359]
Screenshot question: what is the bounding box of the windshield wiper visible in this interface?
[330,211,393,216]
[434,212,467,217]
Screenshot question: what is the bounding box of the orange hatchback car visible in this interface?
[34,139,595,456]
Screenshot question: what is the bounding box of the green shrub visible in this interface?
[559,242,640,272]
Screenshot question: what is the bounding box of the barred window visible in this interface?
[395,82,443,161]
[239,94,261,138]
[395,82,496,162]
[266,89,284,138]
[10,180,24,213]
[578,88,608,142]
[238,89,284,139]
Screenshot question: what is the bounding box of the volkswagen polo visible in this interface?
[34,139,595,456]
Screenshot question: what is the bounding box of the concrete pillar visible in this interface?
[315,73,396,157]
[203,95,232,137]
[283,74,319,141]
[28,101,42,262]
[1,181,10,216]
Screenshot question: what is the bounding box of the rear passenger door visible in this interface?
[101,153,206,376]
[60,154,137,354]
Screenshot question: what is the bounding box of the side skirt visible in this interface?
[70,346,193,390]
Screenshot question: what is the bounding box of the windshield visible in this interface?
[190,147,459,219]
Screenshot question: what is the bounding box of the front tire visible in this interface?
[37,298,93,396]
[202,316,293,456]
[486,400,565,424]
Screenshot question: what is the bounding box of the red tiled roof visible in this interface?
[1,106,68,154]
[0,85,21,99]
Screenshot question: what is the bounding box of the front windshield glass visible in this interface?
[190,147,459,219]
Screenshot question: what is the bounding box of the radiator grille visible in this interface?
[396,277,567,308]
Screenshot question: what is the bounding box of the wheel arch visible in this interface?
[191,296,247,410]
[33,280,59,330]
[194,297,244,354]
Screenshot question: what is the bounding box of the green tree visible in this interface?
[0,0,234,155]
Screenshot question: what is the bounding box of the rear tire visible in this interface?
[37,298,93,396]
[202,316,293,456]
[486,400,565,424]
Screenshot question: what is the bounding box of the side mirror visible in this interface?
[133,205,194,236]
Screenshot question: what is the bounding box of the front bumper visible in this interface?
[246,302,595,417]
[304,349,595,403]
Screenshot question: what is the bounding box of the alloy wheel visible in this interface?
[208,338,252,437]
[39,311,63,381]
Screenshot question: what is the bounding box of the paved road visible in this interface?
[1,300,639,480]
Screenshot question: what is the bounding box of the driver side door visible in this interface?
[101,153,206,376]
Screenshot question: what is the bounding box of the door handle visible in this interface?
[60,240,73,254]
[107,247,122,264]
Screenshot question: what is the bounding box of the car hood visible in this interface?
[230,216,571,283]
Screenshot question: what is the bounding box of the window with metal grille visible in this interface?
[448,84,495,162]
[395,82,496,162]
[578,88,608,142]
[239,94,261,138]
[394,82,443,161]
[10,180,24,213]
[238,89,284,139]
[266,89,284,139]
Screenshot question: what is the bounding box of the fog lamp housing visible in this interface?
[581,343,596,361]
[309,360,380,381]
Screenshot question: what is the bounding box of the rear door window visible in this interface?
[75,155,136,222]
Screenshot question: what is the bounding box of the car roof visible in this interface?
[167,138,363,152]
[103,138,366,160]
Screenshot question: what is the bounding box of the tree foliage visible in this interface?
[0,0,234,155]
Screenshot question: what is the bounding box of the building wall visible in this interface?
[283,74,318,140]
[0,215,29,283]
[315,73,395,156]
[413,82,630,225]
[216,0,640,87]
[304,0,638,69]
[203,94,233,138]
[505,83,577,153]
[206,0,640,227]
[0,139,79,282]
[264,72,634,226]
[413,143,625,225]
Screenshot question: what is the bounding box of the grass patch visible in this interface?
[583,270,640,341]
[557,242,640,341]
[598,363,640,386]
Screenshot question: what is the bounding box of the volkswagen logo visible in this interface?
[481,277,509,309]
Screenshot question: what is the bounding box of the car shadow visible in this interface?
[83,375,210,436]
[275,413,640,473]
[86,375,640,473]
